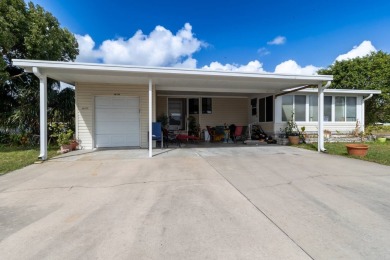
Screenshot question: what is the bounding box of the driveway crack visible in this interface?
[0,178,219,194]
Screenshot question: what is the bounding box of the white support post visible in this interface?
[33,67,47,160]
[148,79,153,158]
[318,83,324,152]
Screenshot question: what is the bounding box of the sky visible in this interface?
[32,0,390,75]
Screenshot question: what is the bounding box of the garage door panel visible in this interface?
[96,123,138,135]
[96,109,138,121]
[95,96,140,148]
[96,97,139,108]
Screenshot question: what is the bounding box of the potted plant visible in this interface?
[284,113,300,145]
[157,114,168,129]
[188,116,199,136]
[345,143,369,156]
[57,129,74,153]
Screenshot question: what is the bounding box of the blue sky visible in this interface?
[33,0,390,74]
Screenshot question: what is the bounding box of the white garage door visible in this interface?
[95,96,140,148]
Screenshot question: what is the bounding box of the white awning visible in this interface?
[13,59,333,94]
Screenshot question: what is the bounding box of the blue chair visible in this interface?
[152,122,163,149]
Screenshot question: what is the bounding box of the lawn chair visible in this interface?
[152,122,163,148]
[234,126,248,142]
[233,125,243,143]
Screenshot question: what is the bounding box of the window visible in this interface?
[309,95,318,121]
[335,96,356,122]
[202,98,212,114]
[258,98,265,122]
[189,98,199,114]
[295,95,306,121]
[309,95,332,121]
[251,98,257,115]
[324,96,332,121]
[346,97,357,121]
[282,95,305,121]
[282,96,293,121]
[258,96,274,122]
[335,96,345,121]
[266,96,273,122]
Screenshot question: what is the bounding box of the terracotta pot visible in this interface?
[345,144,369,157]
[377,137,387,143]
[60,144,72,153]
[288,136,299,145]
[71,141,79,150]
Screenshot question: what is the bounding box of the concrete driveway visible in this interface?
[0,146,389,259]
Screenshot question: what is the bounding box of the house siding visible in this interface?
[199,98,248,128]
[156,96,249,130]
[156,96,167,117]
[75,83,151,149]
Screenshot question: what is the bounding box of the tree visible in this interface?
[318,51,390,125]
[0,0,78,138]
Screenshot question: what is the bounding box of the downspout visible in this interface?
[318,81,331,152]
[32,67,48,160]
[361,94,373,132]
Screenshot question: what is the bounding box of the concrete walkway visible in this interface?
[0,146,389,259]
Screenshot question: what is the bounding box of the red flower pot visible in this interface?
[345,144,369,157]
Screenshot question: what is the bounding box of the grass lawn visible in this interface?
[295,140,390,166]
[0,145,59,175]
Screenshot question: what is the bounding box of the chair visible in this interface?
[206,126,216,142]
[241,126,248,140]
[214,126,225,142]
[164,129,181,147]
[229,124,236,142]
[233,126,243,143]
[234,126,248,142]
[152,122,163,148]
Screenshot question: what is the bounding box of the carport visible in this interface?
[13,59,333,159]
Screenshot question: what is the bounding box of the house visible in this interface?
[13,59,380,159]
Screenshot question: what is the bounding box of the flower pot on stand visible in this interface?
[288,136,299,145]
[345,144,369,157]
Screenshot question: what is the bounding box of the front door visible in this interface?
[168,98,186,130]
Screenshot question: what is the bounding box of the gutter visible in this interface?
[362,94,373,102]
[319,81,331,153]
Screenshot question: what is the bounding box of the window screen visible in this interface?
[266,96,273,122]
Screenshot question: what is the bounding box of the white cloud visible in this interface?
[267,36,286,45]
[274,60,320,75]
[75,34,101,63]
[75,23,204,68]
[335,40,377,61]
[202,60,266,73]
[257,47,270,56]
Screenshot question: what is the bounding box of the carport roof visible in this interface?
[13,59,333,94]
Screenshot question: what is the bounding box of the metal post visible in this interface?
[33,67,47,160]
[148,79,153,158]
[318,83,324,152]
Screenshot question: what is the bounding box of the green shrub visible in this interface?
[0,132,10,144]
[57,130,74,146]
[366,125,390,136]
